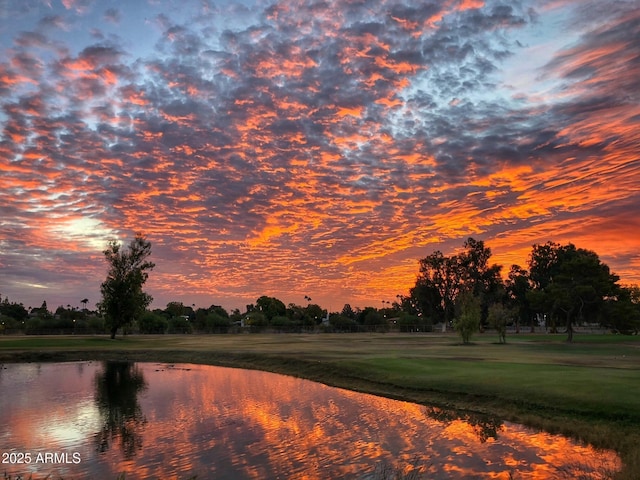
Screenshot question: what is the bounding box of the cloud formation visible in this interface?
[1,0,638,310]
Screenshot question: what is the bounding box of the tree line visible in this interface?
[401,237,640,342]
[1,235,638,342]
[0,294,411,336]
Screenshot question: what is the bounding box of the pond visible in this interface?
[0,361,620,479]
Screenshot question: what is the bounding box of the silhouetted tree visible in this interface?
[458,238,503,326]
[603,285,640,334]
[0,296,29,322]
[505,265,532,332]
[305,303,326,327]
[412,250,461,325]
[341,303,356,319]
[409,278,443,322]
[98,234,155,339]
[165,301,185,318]
[411,238,502,327]
[256,295,286,321]
[527,242,619,342]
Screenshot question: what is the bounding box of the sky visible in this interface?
[1,0,639,313]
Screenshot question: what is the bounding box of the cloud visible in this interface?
[61,0,94,14]
[0,0,638,310]
[103,8,121,25]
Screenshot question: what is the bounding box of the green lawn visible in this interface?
[1,332,639,478]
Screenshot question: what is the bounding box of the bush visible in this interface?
[86,316,106,334]
[270,315,295,332]
[397,313,432,332]
[51,316,75,330]
[245,311,267,332]
[363,310,389,332]
[0,314,22,333]
[167,316,192,334]
[205,313,231,333]
[329,314,359,332]
[24,317,44,334]
[66,316,105,334]
[138,312,168,334]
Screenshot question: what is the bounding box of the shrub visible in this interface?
[329,314,359,332]
[24,317,44,334]
[205,313,231,333]
[138,312,168,334]
[363,309,389,332]
[86,316,106,334]
[0,314,21,333]
[245,311,267,332]
[270,315,294,332]
[167,316,192,334]
[397,313,432,332]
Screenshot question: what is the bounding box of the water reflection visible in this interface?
[0,361,621,479]
[94,361,147,458]
[423,406,503,443]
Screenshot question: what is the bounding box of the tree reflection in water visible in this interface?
[423,406,504,443]
[94,361,147,458]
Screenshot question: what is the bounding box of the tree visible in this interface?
[458,238,503,327]
[362,308,388,332]
[410,238,502,327]
[412,250,461,325]
[0,296,29,323]
[32,300,52,320]
[454,291,481,344]
[165,301,185,318]
[208,304,229,318]
[409,276,444,322]
[527,242,572,333]
[341,303,356,319]
[603,285,640,334]
[305,303,326,327]
[487,303,512,344]
[98,234,155,339]
[255,295,286,321]
[505,265,532,332]
[528,242,619,342]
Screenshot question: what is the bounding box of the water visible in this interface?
[0,361,620,479]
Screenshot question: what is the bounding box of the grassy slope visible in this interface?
[1,332,639,478]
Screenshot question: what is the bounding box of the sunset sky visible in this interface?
[1,0,639,313]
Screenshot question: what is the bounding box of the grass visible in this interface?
[1,332,639,478]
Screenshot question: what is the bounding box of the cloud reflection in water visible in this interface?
[0,361,621,479]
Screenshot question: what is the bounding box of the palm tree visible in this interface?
[81,298,89,311]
